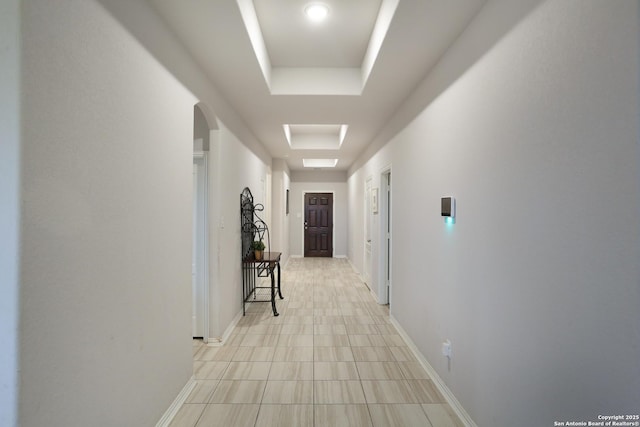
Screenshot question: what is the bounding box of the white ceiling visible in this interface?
[149,0,487,171]
[253,0,381,68]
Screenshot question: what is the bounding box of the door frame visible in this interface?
[301,190,336,258]
[379,166,392,305]
[193,151,209,343]
[363,177,373,288]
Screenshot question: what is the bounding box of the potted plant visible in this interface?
[251,240,266,260]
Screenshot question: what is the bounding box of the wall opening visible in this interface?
[192,103,219,343]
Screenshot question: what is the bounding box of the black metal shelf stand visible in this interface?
[240,187,283,316]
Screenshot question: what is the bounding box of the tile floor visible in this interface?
[170,258,463,427]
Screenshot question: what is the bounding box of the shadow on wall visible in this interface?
[97,0,271,166]
[351,0,543,173]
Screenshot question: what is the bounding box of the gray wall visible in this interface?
[271,159,291,265]
[20,1,195,425]
[348,0,640,425]
[193,104,210,151]
[14,6,274,425]
[92,0,273,343]
[0,0,20,425]
[211,124,270,339]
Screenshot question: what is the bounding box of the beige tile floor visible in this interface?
[170,258,463,427]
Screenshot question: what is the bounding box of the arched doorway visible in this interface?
[192,102,219,342]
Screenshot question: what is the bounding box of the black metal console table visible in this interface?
[240,188,284,316]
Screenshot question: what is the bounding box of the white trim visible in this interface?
[283,255,292,269]
[155,376,197,427]
[207,309,244,347]
[378,166,392,305]
[389,315,478,427]
[222,308,244,344]
[363,177,373,288]
[193,152,210,343]
[348,258,370,294]
[346,257,366,284]
[203,154,210,344]
[206,337,222,346]
[369,286,378,298]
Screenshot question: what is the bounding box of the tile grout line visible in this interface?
[350,317,377,427]
[312,268,317,427]
[184,259,459,426]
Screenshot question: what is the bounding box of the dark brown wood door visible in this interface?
[304,193,333,257]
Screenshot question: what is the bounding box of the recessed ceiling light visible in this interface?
[303,159,338,168]
[304,3,329,23]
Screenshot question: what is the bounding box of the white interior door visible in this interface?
[380,171,391,305]
[364,178,372,287]
[192,158,206,338]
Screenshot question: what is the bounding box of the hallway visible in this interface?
[171,258,462,427]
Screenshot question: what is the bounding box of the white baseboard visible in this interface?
[389,315,478,427]
[155,376,196,427]
[283,256,291,269]
[206,307,244,346]
[209,311,242,347]
[287,254,348,260]
[289,255,348,260]
[346,258,365,281]
[346,257,358,272]
[206,336,223,346]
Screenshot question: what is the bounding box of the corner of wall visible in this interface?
[0,1,21,425]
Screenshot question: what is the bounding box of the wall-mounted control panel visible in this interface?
[441,197,455,218]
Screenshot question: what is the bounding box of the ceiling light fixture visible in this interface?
[303,159,338,168]
[304,3,329,23]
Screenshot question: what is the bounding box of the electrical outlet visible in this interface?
[442,339,452,358]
